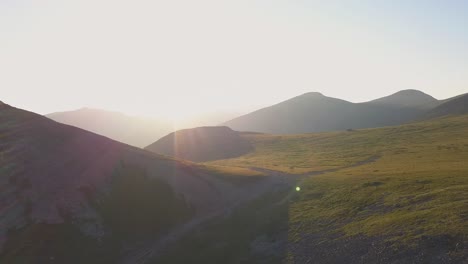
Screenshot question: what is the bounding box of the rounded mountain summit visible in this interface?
[145,126,254,162]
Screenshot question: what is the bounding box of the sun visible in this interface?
[124,96,215,125]
[121,101,196,123]
[164,108,192,123]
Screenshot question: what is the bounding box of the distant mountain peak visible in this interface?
[370,90,438,109]
[394,89,431,95]
[177,126,234,133]
[388,89,435,98]
[79,107,92,111]
[77,107,116,113]
[302,92,324,97]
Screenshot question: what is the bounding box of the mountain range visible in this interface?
[223,90,464,134]
[46,90,467,146]
[144,90,468,166]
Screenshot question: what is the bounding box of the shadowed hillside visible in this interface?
[0,102,267,263]
[424,93,468,119]
[145,127,254,162]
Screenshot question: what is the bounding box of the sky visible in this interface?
[1,0,468,120]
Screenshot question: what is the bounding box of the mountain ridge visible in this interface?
[223,90,439,134]
[424,93,468,119]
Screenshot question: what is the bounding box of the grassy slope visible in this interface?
[208,115,468,174]
[209,115,468,261]
[290,119,468,237]
[206,130,380,174]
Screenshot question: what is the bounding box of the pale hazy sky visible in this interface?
[1,0,467,119]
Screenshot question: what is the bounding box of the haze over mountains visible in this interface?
[47,108,239,147]
[47,108,173,147]
[223,90,463,134]
[46,90,467,149]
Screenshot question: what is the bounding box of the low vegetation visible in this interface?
[0,222,117,264]
[92,163,195,241]
[209,115,468,174]
[211,115,468,262]
[198,164,266,185]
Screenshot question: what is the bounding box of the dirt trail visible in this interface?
[122,155,380,264]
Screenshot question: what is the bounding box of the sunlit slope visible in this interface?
[207,115,468,262]
[0,101,264,263]
[209,115,468,174]
[288,119,468,262]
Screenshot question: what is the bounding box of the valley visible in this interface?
[1,95,467,263]
[3,1,468,262]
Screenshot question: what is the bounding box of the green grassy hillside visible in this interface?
[200,115,468,262]
[209,115,468,174]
